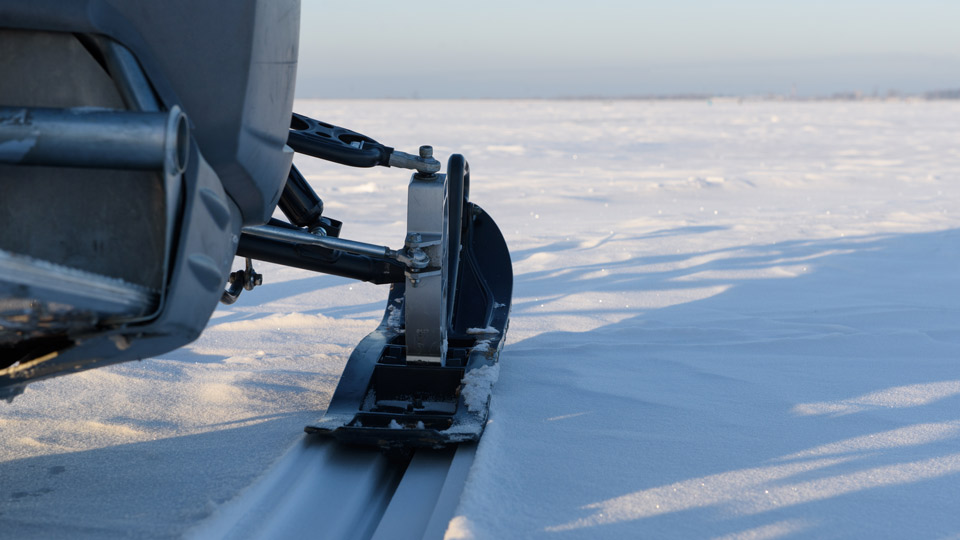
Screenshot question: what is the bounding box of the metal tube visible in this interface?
[236,232,404,285]
[0,105,188,174]
[241,224,394,259]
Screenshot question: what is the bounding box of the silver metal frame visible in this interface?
[0,106,188,173]
[403,172,450,365]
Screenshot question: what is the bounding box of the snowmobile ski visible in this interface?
[306,155,512,449]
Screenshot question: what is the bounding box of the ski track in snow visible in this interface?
[2,100,960,539]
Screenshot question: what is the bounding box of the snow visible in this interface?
[386,298,404,330]
[471,340,492,353]
[466,327,499,335]
[2,99,960,539]
[460,364,501,413]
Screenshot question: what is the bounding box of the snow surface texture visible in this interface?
[1,100,959,539]
[461,364,501,413]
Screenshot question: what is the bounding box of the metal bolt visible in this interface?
[419,145,433,160]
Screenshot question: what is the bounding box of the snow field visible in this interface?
[1,99,959,539]
[395,100,959,539]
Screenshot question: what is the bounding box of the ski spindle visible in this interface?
[404,153,450,366]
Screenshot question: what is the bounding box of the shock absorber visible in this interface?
[277,164,341,237]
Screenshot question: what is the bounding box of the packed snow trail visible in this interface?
[1,100,959,539]
[185,439,475,540]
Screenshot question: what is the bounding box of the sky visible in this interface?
[296,1,960,99]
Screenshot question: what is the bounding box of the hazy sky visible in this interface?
[296,1,960,98]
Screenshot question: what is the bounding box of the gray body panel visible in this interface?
[0,1,300,397]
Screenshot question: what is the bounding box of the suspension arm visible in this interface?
[237,226,405,285]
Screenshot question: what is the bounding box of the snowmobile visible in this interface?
[0,1,511,450]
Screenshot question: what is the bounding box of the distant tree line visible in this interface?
[923,89,960,100]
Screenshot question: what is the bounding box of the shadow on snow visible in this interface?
[482,226,960,538]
